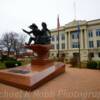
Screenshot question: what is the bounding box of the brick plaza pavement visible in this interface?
[0,64,100,100]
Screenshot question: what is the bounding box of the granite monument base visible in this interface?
[0,44,65,91]
[0,62,65,91]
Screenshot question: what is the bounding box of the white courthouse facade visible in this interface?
[50,19,100,62]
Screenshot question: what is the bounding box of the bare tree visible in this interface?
[1,32,15,56]
[12,34,26,56]
[0,32,26,57]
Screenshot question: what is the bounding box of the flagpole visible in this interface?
[73,1,76,20]
[77,21,81,67]
[58,25,60,59]
[57,15,60,59]
[74,1,81,67]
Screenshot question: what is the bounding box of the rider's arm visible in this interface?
[22,29,32,34]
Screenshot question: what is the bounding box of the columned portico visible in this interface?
[50,19,100,61]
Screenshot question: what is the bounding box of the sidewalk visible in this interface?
[0,64,100,100]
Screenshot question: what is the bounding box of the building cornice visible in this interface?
[50,19,100,33]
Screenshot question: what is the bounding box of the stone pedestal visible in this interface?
[25,44,53,65]
[0,44,65,91]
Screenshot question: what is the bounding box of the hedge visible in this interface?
[87,61,97,69]
[5,61,22,68]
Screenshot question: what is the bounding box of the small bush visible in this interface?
[5,61,22,68]
[16,61,22,66]
[97,61,100,69]
[0,55,16,62]
[87,61,97,69]
[0,55,8,62]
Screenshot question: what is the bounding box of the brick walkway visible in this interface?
[0,65,100,100]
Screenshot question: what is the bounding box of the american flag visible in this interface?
[77,21,80,34]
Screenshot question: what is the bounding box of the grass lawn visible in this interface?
[0,61,6,69]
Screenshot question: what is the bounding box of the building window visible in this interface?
[56,35,58,41]
[73,53,79,58]
[89,41,94,48]
[97,40,100,47]
[89,53,94,57]
[72,42,79,48]
[96,29,100,36]
[98,53,100,57]
[61,34,65,40]
[72,34,74,39]
[72,31,79,39]
[88,31,93,37]
[56,35,60,41]
[56,44,59,49]
[51,36,55,41]
[62,43,65,49]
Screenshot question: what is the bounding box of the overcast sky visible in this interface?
[0,0,100,36]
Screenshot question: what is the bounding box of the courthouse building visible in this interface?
[50,19,100,61]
